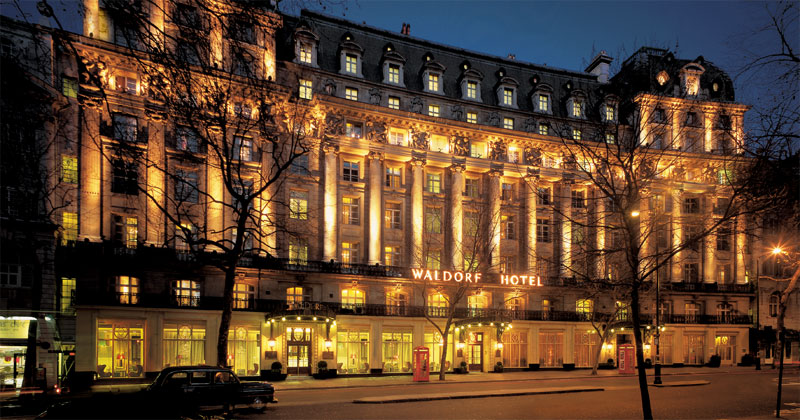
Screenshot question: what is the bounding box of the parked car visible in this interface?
[148,366,278,414]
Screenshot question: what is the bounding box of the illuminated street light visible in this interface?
[772,247,783,255]
[631,210,640,217]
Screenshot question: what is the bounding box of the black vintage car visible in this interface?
[148,366,277,414]
[37,366,276,419]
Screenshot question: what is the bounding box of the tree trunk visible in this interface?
[438,318,452,381]
[630,285,653,420]
[216,266,237,367]
[775,302,786,418]
[591,330,607,376]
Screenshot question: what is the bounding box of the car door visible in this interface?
[212,370,238,407]
[189,370,212,408]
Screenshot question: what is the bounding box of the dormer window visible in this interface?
[381,46,406,87]
[567,92,586,119]
[605,104,615,121]
[496,75,518,108]
[572,100,583,118]
[388,65,400,83]
[538,94,549,112]
[294,25,319,67]
[466,81,478,99]
[685,75,699,96]
[422,58,446,94]
[533,85,553,114]
[345,54,358,74]
[680,63,705,97]
[339,34,364,77]
[427,73,440,92]
[459,65,484,102]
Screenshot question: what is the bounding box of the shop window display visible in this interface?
[228,326,260,376]
[336,329,370,374]
[97,321,144,378]
[163,323,205,368]
[424,331,454,372]
[381,331,412,373]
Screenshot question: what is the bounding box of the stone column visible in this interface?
[322,142,339,262]
[144,109,166,246]
[671,189,683,282]
[79,100,102,241]
[732,114,744,154]
[703,113,713,152]
[703,194,716,283]
[735,215,746,284]
[368,151,383,265]
[672,106,682,150]
[525,173,539,272]
[207,134,224,248]
[449,162,465,270]
[638,104,651,147]
[410,156,425,267]
[595,188,606,279]
[82,0,98,38]
[560,183,572,278]
[488,168,502,272]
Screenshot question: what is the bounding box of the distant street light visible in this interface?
[630,210,640,217]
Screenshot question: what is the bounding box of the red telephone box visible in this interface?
[618,344,635,374]
[412,346,430,382]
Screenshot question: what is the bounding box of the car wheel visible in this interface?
[250,396,267,413]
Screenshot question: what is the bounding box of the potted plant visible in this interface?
[494,361,503,373]
[313,360,337,379]
[708,355,721,368]
[454,361,469,374]
[261,361,287,381]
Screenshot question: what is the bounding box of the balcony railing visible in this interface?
[664,282,753,294]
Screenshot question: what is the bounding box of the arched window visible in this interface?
[769,293,779,317]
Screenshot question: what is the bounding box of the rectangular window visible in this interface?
[464,212,478,238]
[428,104,440,117]
[501,215,516,240]
[233,283,255,309]
[426,250,441,270]
[382,332,413,373]
[384,246,401,266]
[385,167,401,187]
[341,242,359,264]
[343,161,360,181]
[427,73,439,92]
[290,155,309,174]
[175,170,199,203]
[0,260,23,287]
[503,117,514,130]
[232,136,252,161]
[116,275,139,304]
[716,224,731,251]
[299,79,312,100]
[342,197,360,225]
[539,331,564,367]
[62,212,78,245]
[388,130,405,146]
[466,81,477,99]
[425,207,442,234]
[683,263,700,283]
[426,173,442,193]
[289,191,308,220]
[280,234,306,263]
[337,329,370,374]
[571,190,585,208]
[96,322,144,379]
[537,187,551,205]
[345,87,358,101]
[385,202,401,229]
[467,112,477,124]
[61,156,78,184]
[115,75,137,95]
[605,133,616,144]
[470,142,485,158]
[173,280,200,307]
[163,323,205,367]
[501,183,514,201]
[299,43,312,64]
[111,160,138,195]
[538,94,549,112]
[572,128,581,140]
[345,53,358,74]
[388,96,400,110]
[113,114,138,142]
[572,100,582,118]
[503,88,514,106]
[112,215,138,249]
[537,219,550,243]
[605,105,615,121]
[345,121,363,139]
[175,126,200,152]
[60,277,76,313]
[388,64,400,84]
[683,197,700,214]
[538,123,548,136]
[62,77,78,98]
[503,331,528,368]
[464,178,479,198]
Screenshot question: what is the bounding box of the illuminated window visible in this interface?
[288,239,308,265]
[286,287,306,307]
[96,321,144,379]
[341,242,359,264]
[341,288,364,308]
[428,104,440,117]
[468,294,487,316]
[233,283,254,309]
[382,331,412,372]
[572,100,582,118]
[426,250,441,270]
[345,53,358,74]
[115,75,137,94]
[605,133,616,144]
[686,75,699,96]
[538,123,548,136]
[345,121,363,138]
[572,128,581,140]
[299,43,312,64]
[173,280,200,307]
[62,77,78,98]
[426,173,441,193]
[342,197,360,225]
[289,190,308,220]
[112,215,138,249]
[388,96,400,110]
[467,112,477,124]
[388,64,400,84]
[500,256,514,273]
[502,88,514,106]
[227,326,260,376]
[503,117,514,130]
[501,183,514,201]
[501,215,516,240]
[175,222,195,252]
[464,178,479,198]
[385,202,401,229]
[384,246,401,266]
[232,136,252,161]
[385,167,402,188]
[538,94,549,113]
[470,141,485,158]
[605,104,615,121]
[427,293,448,317]
[61,212,78,245]
[299,79,312,100]
[337,329,370,374]
[576,298,593,316]
[536,219,550,243]
[61,156,78,184]
[466,81,478,99]
[116,276,139,304]
[425,207,442,234]
[505,293,524,312]
[343,161,359,181]
[163,323,205,367]
[345,87,358,101]
[60,277,76,313]
[769,293,779,317]
[427,73,440,92]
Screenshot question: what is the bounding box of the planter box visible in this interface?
[313,369,338,379]
[562,363,575,371]
[527,364,540,371]
[260,370,287,381]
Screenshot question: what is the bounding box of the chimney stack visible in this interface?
[585,50,613,83]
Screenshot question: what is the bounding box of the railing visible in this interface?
[661,314,752,325]
[665,282,754,294]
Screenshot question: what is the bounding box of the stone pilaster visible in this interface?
[322,142,339,261]
[78,100,102,242]
[525,171,539,272]
[368,151,384,264]
[560,183,572,278]
[671,189,683,282]
[488,167,502,272]
[449,161,465,270]
[410,155,426,267]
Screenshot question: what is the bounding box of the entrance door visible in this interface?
[468,332,483,372]
[715,335,736,365]
[286,327,311,375]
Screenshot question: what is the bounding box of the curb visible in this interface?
[651,380,711,387]
[353,386,604,404]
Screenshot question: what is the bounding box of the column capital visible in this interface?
[411,151,427,167]
[368,150,384,161]
[145,100,168,122]
[450,160,466,173]
[322,141,340,154]
[488,163,504,177]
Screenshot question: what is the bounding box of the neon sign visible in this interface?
[500,274,543,287]
[411,269,481,283]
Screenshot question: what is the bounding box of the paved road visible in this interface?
[250,371,800,419]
